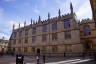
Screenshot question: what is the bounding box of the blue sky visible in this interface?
[0,0,92,40]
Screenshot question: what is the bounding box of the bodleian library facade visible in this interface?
[9,2,96,56]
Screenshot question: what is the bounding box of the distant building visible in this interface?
[90,0,96,21]
[0,39,8,53]
[9,2,96,56]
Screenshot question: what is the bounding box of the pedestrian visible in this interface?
[37,56,39,64]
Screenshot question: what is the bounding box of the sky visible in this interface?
[0,0,92,40]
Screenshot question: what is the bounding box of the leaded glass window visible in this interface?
[32,27,36,34]
[32,36,36,43]
[83,25,91,36]
[64,21,70,29]
[52,23,57,31]
[42,25,47,32]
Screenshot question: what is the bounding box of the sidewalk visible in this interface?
[0,55,96,64]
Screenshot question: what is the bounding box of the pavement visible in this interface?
[0,55,96,64]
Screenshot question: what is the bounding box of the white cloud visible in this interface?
[0,33,10,40]
[76,1,92,20]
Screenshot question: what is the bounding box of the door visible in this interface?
[37,49,40,56]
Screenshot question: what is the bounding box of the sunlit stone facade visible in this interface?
[9,3,96,56]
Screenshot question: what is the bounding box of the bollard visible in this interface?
[37,56,40,64]
[82,52,85,59]
[93,52,96,61]
[43,55,45,64]
[64,53,66,57]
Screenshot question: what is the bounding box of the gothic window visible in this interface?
[25,29,28,36]
[64,31,71,39]
[42,25,47,32]
[64,21,71,29]
[83,25,91,36]
[52,33,58,41]
[52,23,57,31]
[84,40,93,50]
[32,36,36,43]
[25,38,28,43]
[42,34,47,42]
[32,27,36,34]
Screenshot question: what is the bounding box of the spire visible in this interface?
[48,12,50,20]
[31,18,32,25]
[38,16,41,22]
[13,24,15,30]
[2,36,4,40]
[58,9,61,17]
[24,21,26,27]
[70,2,73,14]
[19,23,20,28]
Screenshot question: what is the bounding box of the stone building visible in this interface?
[9,2,96,56]
[0,39,8,53]
[79,19,96,54]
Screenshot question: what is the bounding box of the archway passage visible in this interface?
[84,40,93,56]
[84,40,93,51]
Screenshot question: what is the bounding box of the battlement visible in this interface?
[13,12,75,32]
[79,18,93,24]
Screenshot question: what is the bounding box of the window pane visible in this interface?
[52,23,57,31]
[32,28,36,34]
[42,34,47,41]
[25,31,28,35]
[42,25,47,32]
[83,25,91,36]
[64,21,70,29]
[32,36,36,43]
[52,33,58,41]
[25,38,28,43]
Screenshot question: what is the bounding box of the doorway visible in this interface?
[36,48,40,56]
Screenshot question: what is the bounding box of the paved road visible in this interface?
[0,55,96,64]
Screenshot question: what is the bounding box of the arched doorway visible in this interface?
[84,40,93,51]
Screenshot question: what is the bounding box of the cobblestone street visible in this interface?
[0,55,96,64]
